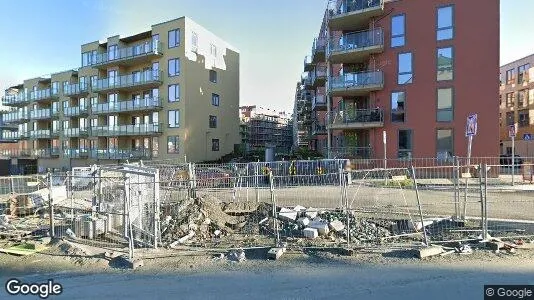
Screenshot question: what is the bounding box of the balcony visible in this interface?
[89,148,152,160]
[29,88,58,102]
[327,109,384,130]
[64,83,89,97]
[312,38,326,63]
[312,95,327,111]
[64,148,90,158]
[330,146,372,159]
[329,0,384,31]
[312,122,327,135]
[35,147,60,158]
[92,97,162,115]
[64,105,89,117]
[329,71,384,97]
[303,55,314,72]
[2,93,29,106]
[329,28,384,64]
[2,111,28,124]
[0,149,34,158]
[312,66,327,88]
[302,73,313,90]
[30,108,51,120]
[63,127,89,138]
[92,41,163,69]
[91,123,162,137]
[29,129,51,139]
[0,131,19,142]
[92,71,163,93]
[51,128,61,138]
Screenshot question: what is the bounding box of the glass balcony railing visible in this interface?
[64,127,89,137]
[329,71,384,90]
[51,128,61,136]
[330,146,372,159]
[312,95,326,110]
[89,148,152,160]
[331,0,382,16]
[35,147,60,158]
[93,41,163,66]
[327,108,384,127]
[29,129,51,139]
[312,122,327,135]
[30,109,51,120]
[29,88,58,101]
[303,55,313,71]
[64,148,90,158]
[64,106,89,117]
[2,93,29,106]
[93,70,163,92]
[0,149,35,157]
[1,131,19,140]
[329,28,384,54]
[64,83,89,96]
[92,97,162,114]
[2,111,29,123]
[92,123,162,136]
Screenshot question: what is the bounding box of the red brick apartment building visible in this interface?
[297,0,500,160]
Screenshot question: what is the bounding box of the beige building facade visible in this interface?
[1,17,240,172]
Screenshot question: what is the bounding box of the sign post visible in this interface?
[463,114,478,219]
[383,130,387,169]
[524,133,532,158]
[509,125,517,186]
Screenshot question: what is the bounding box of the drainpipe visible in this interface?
[326,14,332,159]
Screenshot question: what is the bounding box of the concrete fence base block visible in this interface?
[125,258,144,269]
[267,247,284,260]
[417,246,443,259]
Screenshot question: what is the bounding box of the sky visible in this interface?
[0,0,530,113]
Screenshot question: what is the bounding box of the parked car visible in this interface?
[500,154,523,167]
[195,167,233,188]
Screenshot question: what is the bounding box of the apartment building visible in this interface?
[240,106,293,154]
[292,81,313,149]
[299,0,499,160]
[1,17,240,172]
[499,55,534,157]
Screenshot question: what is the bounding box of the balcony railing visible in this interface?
[89,148,152,160]
[29,88,58,102]
[2,111,29,123]
[0,149,35,158]
[331,0,383,16]
[64,106,89,117]
[312,95,327,111]
[329,28,384,62]
[328,108,384,129]
[312,123,327,135]
[2,93,29,106]
[312,65,327,87]
[93,41,163,67]
[64,148,90,158]
[303,55,314,71]
[35,147,60,158]
[329,0,384,30]
[1,131,19,141]
[312,38,327,63]
[64,83,89,96]
[63,127,90,137]
[329,71,384,95]
[30,108,51,120]
[330,146,372,159]
[91,123,162,136]
[92,97,162,114]
[92,70,163,92]
[29,129,51,139]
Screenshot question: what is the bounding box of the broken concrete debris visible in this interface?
[278,208,298,222]
[303,228,318,239]
[267,247,285,260]
[418,245,444,259]
[228,249,246,262]
[297,217,310,227]
[329,220,345,233]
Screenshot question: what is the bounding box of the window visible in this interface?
[211,93,220,106]
[437,47,453,81]
[167,136,179,154]
[192,31,198,51]
[152,137,159,157]
[91,118,98,127]
[168,58,180,76]
[506,69,515,85]
[518,64,530,83]
[212,139,220,151]
[209,115,217,128]
[437,5,454,41]
[62,100,68,110]
[391,91,405,122]
[519,110,530,127]
[108,45,118,61]
[398,130,412,159]
[391,14,405,47]
[90,76,97,88]
[210,44,217,57]
[437,88,453,122]
[506,92,515,107]
[63,120,70,129]
[168,84,180,102]
[518,90,528,107]
[398,52,413,84]
[168,29,180,48]
[132,71,141,83]
[436,129,453,159]
[209,70,217,83]
[168,110,180,128]
[62,81,69,94]
[499,95,503,107]
[506,112,515,126]
[52,82,59,95]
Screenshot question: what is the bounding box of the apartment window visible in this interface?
[437,5,454,41]
[518,63,530,83]
[437,47,453,81]
[518,90,528,107]
[62,101,68,110]
[391,91,405,123]
[506,112,515,126]
[209,115,217,128]
[192,31,198,51]
[168,84,180,102]
[506,69,515,85]
[519,110,530,127]
[437,88,453,122]
[436,129,453,159]
[499,95,503,107]
[90,76,97,88]
[506,92,515,107]
[398,130,412,159]
[398,52,413,84]
[168,29,180,48]
[52,82,59,95]
[210,44,217,57]
[168,58,180,77]
[167,136,179,154]
[62,81,69,94]
[168,110,180,128]
[209,70,217,83]
[108,45,118,61]
[81,52,92,67]
[52,120,60,132]
[79,76,86,89]
[212,93,220,106]
[212,139,220,151]
[132,71,141,83]
[391,14,405,47]
[91,118,98,127]
[152,137,159,158]
[63,120,70,129]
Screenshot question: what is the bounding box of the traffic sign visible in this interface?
[509,124,517,138]
[524,133,532,141]
[465,114,478,137]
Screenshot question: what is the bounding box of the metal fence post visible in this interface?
[484,163,489,240]
[269,170,279,247]
[48,172,55,238]
[255,163,260,204]
[462,158,469,220]
[478,164,484,237]
[411,166,428,246]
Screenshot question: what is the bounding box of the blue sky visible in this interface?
[0,0,530,113]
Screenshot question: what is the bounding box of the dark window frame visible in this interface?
[168,110,180,128]
[437,46,454,81]
[212,93,220,106]
[209,115,217,128]
[209,70,217,83]
[168,84,180,102]
[211,138,220,151]
[391,91,406,123]
[397,129,413,159]
[436,128,454,159]
[391,14,406,48]
[437,87,454,122]
[398,52,413,85]
[167,136,179,154]
[168,58,180,77]
[168,29,180,48]
[436,4,454,41]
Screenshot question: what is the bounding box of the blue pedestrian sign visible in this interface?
[524,133,532,141]
[465,114,477,137]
